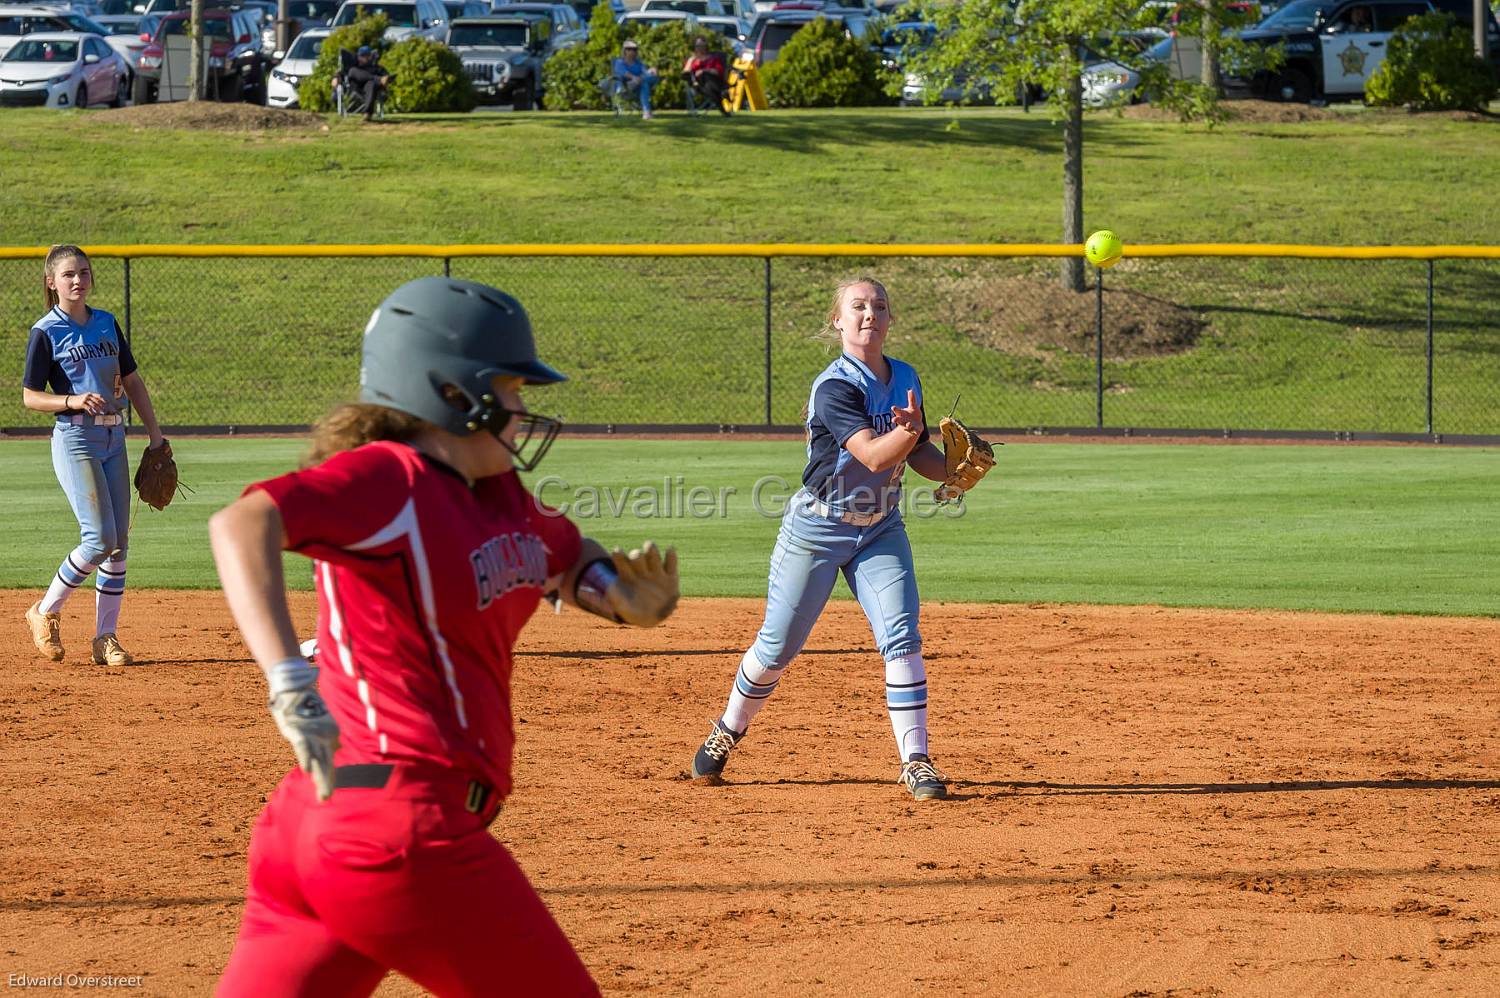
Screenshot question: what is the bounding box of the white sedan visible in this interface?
[0,32,129,108]
[265,27,329,109]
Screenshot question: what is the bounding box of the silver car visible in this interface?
[0,30,129,106]
[265,25,328,108]
[329,0,449,42]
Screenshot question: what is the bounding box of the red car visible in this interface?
[133,7,267,103]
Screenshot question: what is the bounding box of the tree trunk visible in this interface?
[1061,65,1084,293]
[1200,2,1220,92]
[188,0,205,101]
[1477,0,1491,60]
[278,0,290,55]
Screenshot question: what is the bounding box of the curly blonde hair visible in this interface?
[302,403,431,468]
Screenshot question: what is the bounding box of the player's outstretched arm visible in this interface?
[905,441,946,482]
[555,537,679,627]
[209,491,341,800]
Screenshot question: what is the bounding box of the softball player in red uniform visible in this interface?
[210,278,679,997]
[21,244,167,666]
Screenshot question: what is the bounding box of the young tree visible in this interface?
[903,0,1269,291]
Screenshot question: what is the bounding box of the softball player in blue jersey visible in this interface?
[21,245,167,666]
[692,276,961,801]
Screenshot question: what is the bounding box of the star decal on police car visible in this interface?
[1338,42,1368,76]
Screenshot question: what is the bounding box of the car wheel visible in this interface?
[220,71,243,102]
[512,77,534,111]
[1274,68,1312,103]
[133,73,154,105]
[76,83,87,109]
[111,72,127,107]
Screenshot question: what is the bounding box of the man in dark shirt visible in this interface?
[346,45,390,121]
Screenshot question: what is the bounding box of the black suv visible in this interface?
[447,15,573,108]
[1225,0,1500,102]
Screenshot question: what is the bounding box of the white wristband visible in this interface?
[266,657,318,698]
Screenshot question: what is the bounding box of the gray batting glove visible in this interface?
[267,658,341,802]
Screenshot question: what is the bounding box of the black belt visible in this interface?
[333,763,499,818]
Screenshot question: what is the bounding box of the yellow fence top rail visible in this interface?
[2,244,1498,260]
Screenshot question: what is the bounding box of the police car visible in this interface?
[1225,0,1500,102]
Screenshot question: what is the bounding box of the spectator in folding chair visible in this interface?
[681,36,729,116]
[610,39,657,119]
[337,45,391,121]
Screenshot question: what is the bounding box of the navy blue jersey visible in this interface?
[802,353,929,516]
[23,306,136,417]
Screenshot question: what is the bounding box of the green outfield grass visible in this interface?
[3,108,1497,434]
[2,436,1493,617]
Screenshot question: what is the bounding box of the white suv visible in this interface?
[329,0,449,41]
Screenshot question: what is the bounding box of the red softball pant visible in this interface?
[216,766,599,998]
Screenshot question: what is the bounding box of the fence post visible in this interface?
[123,257,133,428]
[1426,259,1434,435]
[1095,266,1104,429]
[443,257,451,279]
[764,257,772,427]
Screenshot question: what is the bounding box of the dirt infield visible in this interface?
[3,592,1499,996]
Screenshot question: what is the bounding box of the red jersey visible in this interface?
[249,440,582,800]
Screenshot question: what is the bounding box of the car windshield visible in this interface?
[286,33,326,57]
[449,23,529,44]
[1256,0,1323,30]
[645,0,707,11]
[333,3,418,26]
[162,17,233,37]
[101,19,141,34]
[62,13,107,32]
[4,38,80,61]
[287,0,339,16]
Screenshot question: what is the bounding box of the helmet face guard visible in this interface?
[448,382,562,472]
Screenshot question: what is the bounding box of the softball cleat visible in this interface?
[898,754,950,801]
[26,601,64,662]
[691,719,744,784]
[91,632,135,666]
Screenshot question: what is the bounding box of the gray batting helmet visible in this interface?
[359,277,566,468]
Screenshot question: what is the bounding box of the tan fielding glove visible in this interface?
[134,439,180,511]
[935,416,997,504]
[605,541,680,627]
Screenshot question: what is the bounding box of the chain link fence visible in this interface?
[2,247,1497,439]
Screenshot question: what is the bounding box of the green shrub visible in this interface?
[298,14,388,112]
[1365,11,1498,111]
[543,9,694,111]
[761,16,891,108]
[383,36,477,112]
[543,2,624,109]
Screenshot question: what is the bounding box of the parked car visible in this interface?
[619,7,699,37]
[329,0,449,41]
[441,0,488,20]
[697,12,748,50]
[489,2,585,46]
[446,13,567,107]
[1225,0,1500,102]
[745,5,872,65]
[639,0,726,15]
[0,3,110,59]
[0,30,128,105]
[134,7,267,102]
[264,23,324,105]
[92,10,148,64]
[565,0,622,26]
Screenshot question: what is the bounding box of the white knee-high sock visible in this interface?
[95,555,126,637]
[41,548,99,614]
[885,652,929,760]
[720,648,785,735]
